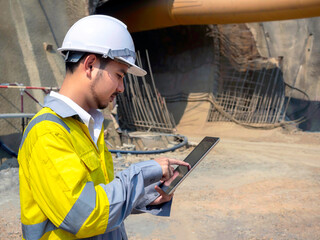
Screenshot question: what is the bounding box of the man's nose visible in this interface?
[117,79,125,93]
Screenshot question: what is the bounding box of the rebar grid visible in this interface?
[207,25,286,124]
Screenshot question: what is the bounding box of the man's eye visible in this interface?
[117,74,124,79]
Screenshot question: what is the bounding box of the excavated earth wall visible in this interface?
[0,0,88,157]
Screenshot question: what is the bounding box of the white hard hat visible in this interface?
[58,15,147,76]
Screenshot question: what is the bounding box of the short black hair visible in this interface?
[65,53,111,73]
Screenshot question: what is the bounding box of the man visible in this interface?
[17,15,189,239]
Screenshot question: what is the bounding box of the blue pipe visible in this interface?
[0,140,18,158]
[109,134,188,154]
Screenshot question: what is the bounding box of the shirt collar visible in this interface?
[45,92,104,146]
[44,94,78,118]
[44,92,96,127]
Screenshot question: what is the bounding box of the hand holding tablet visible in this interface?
[158,136,220,195]
[154,157,191,182]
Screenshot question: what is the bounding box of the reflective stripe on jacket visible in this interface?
[18,95,165,239]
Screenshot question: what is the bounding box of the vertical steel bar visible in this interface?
[271,92,280,124]
[140,74,160,129]
[20,89,25,132]
[245,61,257,123]
[263,67,280,123]
[233,64,249,122]
[245,62,257,122]
[254,62,269,123]
[123,77,136,127]
[132,75,150,128]
[145,50,169,125]
[259,66,276,123]
[249,64,264,123]
[276,88,286,123]
[271,69,285,124]
[128,75,144,128]
[136,52,158,130]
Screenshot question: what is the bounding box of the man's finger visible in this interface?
[167,158,190,168]
[149,186,174,205]
[155,185,173,198]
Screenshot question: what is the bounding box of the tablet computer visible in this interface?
[159,136,220,195]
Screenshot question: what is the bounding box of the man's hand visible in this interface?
[149,185,173,205]
[154,157,190,182]
[150,157,190,205]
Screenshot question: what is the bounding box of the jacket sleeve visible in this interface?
[27,131,163,238]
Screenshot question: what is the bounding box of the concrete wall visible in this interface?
[0,0,89,157]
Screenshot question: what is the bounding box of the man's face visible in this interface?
[90,60,128,110]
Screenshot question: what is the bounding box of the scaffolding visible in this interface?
[0,83,58,131]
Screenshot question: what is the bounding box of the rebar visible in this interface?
[116,50,176,133]
[207,26,286,125]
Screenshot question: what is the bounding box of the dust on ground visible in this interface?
[1,123,320,239]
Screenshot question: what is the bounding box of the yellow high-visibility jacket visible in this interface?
[18,95,169,240]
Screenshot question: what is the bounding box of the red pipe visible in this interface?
[0,84,59,91]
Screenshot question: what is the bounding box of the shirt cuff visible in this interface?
[132,182,173,217]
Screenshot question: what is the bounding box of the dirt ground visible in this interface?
[1,123,320,239]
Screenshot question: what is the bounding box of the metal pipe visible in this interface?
[0,140,18,158]
[0,84,59,91]
[24,90,44,108]
[0,113,35,118]
[20,89,25,132]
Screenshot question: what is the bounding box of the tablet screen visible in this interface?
[159,136,220,195]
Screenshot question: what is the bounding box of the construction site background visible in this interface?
[1,0,320,159]
[1,1,320,239]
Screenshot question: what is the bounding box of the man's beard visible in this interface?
[90,70,117,110]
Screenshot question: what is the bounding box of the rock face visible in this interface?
[249,19,320,131]
[217,19,320,130]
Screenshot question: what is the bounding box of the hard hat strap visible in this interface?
[64,51,86,63]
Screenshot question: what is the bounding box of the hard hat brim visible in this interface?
[116,57,147,77]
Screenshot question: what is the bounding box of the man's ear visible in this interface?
[83,54,97,78]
